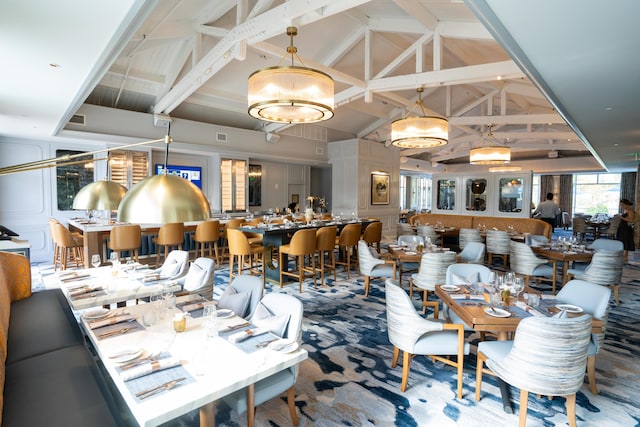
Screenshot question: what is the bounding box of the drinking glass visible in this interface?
[203,305,218,339]
[488,271,497,288]
[505,271,515,286]
[91,254,101,268]
[109,252,118,265]
[513,277,524,298]
[126,260,136,274]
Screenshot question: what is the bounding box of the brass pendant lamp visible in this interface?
[391,88,448,148]
[248,26,334,124]
[117,126,210,224]
[72,179,127,211]
[469,125,510,165]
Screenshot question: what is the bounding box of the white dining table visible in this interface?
[80,299,308,427]
[45,265,182,311]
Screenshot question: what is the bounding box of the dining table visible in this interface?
[80,295,308,427]
[44,264,182,311]
[531,245,594,289]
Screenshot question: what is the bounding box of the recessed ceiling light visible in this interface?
[614,143,619,146]
[605,107,614,111]
[496,75,502,80]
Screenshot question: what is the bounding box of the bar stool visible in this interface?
[108,224,141,263]
[361,221,382,252]
[335,223,361,279]
[153,222,184,265]
[221,218,245,263]
[193,220,221,265]
[52,222,84,271]
[227,228,264,286]
[315,225,337,287]
[279,228,316,292]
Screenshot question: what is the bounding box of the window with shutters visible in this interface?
[109,150,149,188]
[221,159,247,212]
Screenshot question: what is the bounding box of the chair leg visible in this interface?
[286,386,299,426]
[586,355,598,394]
[400,351,412,392]
[279,251,285,288]
[518,389,529,427]
[391,347,400,368]
[364,276,371,296]
[566,393,577,427]
[475,351,487,401]
[613,284,620,305]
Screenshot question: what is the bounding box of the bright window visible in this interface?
[400,174,432,211]
[573,173,621,215]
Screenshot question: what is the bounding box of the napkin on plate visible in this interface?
[180,300,214,313]
[228,328,267,343]
[89,314,136,329]
[120,357,182,381]
[515,301,544,316]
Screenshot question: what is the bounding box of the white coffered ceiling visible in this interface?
[2,0,639,172]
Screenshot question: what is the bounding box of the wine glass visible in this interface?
[513,277,524,299]
[91,254,101,268]
[109,252,118,265]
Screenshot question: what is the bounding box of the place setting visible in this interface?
[83,308,145,340]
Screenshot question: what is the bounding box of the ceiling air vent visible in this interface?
[69,114,85,125]
[548,150,559,158]
[216,132,227,142]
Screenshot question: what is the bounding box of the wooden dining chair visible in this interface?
[335,223,361,279]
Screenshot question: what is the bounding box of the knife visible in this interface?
[135,377,186,399]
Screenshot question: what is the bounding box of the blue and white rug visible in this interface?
[34,259,640,426]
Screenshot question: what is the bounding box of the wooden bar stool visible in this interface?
[279,228,316,292]
[52,222,84,271]
[335,223,361,279]
[153,222,184,265]
[194,220,221,265]
[227,229,264,286]
[315,225,337,287]
[108,224,141,263]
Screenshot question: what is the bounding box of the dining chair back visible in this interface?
[598,216,620,239]
[218,274,264,319]
[458,228,482,250]
[279,228,316,292]
[589,238,623,252]
[476,314,592,427]
[524,234,549,247]
[335,223,361,279]
[193,220,221,265]
[156,250,189,279]
[227,229,264,284]
[444,263,492,327]
[571,249,623,304]
[153,222,184,265]
[456,241,485,264]
[180,257,215,299]
[222,292,304,425]
[358,240,396,296]
[509,240,556,292]
[361,221,382,252]
[485,230,510,268]
[416,225,440,246]
[220,218,245,262]
[556,279,611,394]
[51,222,84,270]
[396,222,415,238]
[315,225,337,287]
[572,216,595,240]
[385,279,469,396]
[108,224,142,263]
[409,251,456,316]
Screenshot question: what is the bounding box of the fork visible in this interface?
[136,377,186,399]
[98,327,131,339]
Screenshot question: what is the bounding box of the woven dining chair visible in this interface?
[385,279,469,396]
[358,240,396,296]
[486,230,510,268]
[475,314,592,427]
[567,249,623,305]
[409,251,456,316]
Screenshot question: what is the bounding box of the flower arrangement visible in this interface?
[308,196,327,211]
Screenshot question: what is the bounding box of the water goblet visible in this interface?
[91,254,101,268]
[109,252,118,265]
[203,305,218,339]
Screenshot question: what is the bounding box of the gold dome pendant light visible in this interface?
[469,125,510,165]
[117,126,210,224]
[72,152,127,211]
[248,26,334,124]
[391,88,448,148]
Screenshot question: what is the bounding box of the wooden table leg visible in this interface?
[199,401,215,427]
[247,383,255,427]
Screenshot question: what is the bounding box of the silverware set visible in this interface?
[97,325,133,339]
[256,338,279,349]
[120,352,160,370]
[135,377,186,400]
[221,322,250,332]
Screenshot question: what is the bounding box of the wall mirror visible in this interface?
[465,178,487,212]
[498,177,523,212]
[437,179,456,210]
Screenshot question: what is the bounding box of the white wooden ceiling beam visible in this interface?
[392,0,438,30]
[322,27,365,67]
[450,113,565,126]
[367,60,525,93]
[247,0,275,20]
[357,117,390,139]
[368,16,426,34]
[437,21,493,40]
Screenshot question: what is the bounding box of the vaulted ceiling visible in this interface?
[2,0,639,172]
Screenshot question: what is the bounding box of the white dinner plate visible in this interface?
[109,348,143,363]
[216,309,234,319]
[404,251,417,255]
[82,308,110,320]
[485,307,511,318]
[555,304,583,313]
[441,285,460,292]
[268,339,299,353]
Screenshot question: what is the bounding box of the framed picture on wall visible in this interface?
[371,173,390,205]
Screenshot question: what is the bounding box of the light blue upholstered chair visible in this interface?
[154,249,189,279]
[222,292,303,425]
[486,230,510,268]
[456,241,485,264]
[458,228,482,251]
[385,279,469,397]
[475,314,593,427]
[409,251,457,317]
[358,240,396,296]
[509,241,557,293]
[524,234,549,247]
[178,257,215,299]
[567,249,623,304]
[443,264,492,328]
[416,224,441,246]
[557,279,611,394]
[397,235,424,283]
[217,275,264,319]
[589,238,623,251]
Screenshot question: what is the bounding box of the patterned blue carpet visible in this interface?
[33,250,640,426]
[156,259,640,427]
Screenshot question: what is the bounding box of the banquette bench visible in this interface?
[0,251,128,426]
[408,213,553,239]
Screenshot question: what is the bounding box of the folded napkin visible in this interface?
[59,272,91,282]
[228,328,267,343]
[68,285,102,297]
[142,274,163,283]
[450,294,468,300]
[515,301,544,317]
[89,314,135,329]
[180,300,214,313]
[121,357,182,381]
